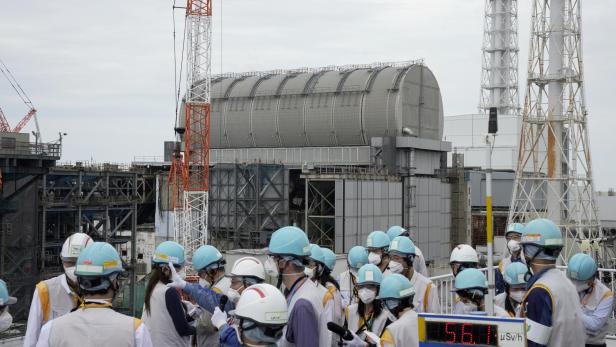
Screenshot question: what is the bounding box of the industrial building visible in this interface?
[148,60,460,272]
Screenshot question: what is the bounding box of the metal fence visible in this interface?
[429,266,616,337]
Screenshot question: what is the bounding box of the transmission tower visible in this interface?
[509,0,603,262]
[479,0,520,115]
[170,0,212,260]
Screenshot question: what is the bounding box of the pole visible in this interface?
[485,134,495,315]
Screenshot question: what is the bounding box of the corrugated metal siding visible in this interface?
[207,63,443,148]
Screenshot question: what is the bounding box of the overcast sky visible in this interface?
[0,1,614,189]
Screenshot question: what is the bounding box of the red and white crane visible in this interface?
[169,0,212,259]
[0,59,40,137]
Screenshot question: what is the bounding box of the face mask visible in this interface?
[178,269,187,280]
[304,267,314,279]
[388,261,404,274]
[461,302,478,314]
[199,278,211,289]
[368,252,382,265]
[507,239,521,253]
[64,266,77,283]
[574,280,590,293]
[358,288,376,304]
[242,325,282,345]
[264,257,279,277]
[0,310,12,333]
[509,290,525,303]
[227,287,242,303]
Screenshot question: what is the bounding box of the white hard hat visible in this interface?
[233,283,288,325]
[61,233,94,260]
[228,257,265,281]
[449,244,479,264]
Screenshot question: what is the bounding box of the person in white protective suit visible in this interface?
[24,233,93,347]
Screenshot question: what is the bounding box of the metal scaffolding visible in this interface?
[509,0,603,263]
[479,0,520,115]
[208,164,288,249]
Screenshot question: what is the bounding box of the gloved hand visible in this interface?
[166,261,187,289]
[342,332,368,347]
[211,307,228,330]
[182,300,202,319]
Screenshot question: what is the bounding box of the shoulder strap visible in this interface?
[380,328,395,347]
[322,286,336,306]
[133,318,143,331]
[36,281,50,323]
[423,282,432,312]
[520,283,554,318]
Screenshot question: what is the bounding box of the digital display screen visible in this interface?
[425,321,498,346]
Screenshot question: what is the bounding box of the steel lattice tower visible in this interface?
[509,0,603,262]
[479,0,520,115]
[171,0,212,259]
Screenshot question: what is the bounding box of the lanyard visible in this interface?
[286,277,307,305]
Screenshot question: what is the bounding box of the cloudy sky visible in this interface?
[0,1,614,189]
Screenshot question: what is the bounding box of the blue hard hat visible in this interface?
[192,245,224,272]
[152,241,186,266]
[520,219,563,248]
[567,253,597,281]
[386,226,408,241]
[357,264,383,286]
[366,231,390,250]
[454,268,488,290]
[377,274,415,299]
[308,244,325,265]
[506,223,524,236]
[0,279,16,306]
[347,246,369,269]
[320,247,337,271]
[75,242,124,276]
[503,262,528,286]
[268,226,310,257]
[388,236,416,256]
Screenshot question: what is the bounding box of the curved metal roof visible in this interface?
[205,61,443,148]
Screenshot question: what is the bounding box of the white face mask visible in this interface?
[264,257,279,277]
[388,261,404,274]
[199,278,211,289]
[358,288,376,304]
[368,252,382,265]
[64,266,77,283]
[507,239,521,253]
[461,302,478,314]
[0,310,12,333]
[304,267,314,279]
[574,280,590,293]
[509,290,525,303]
[227,287,242,303]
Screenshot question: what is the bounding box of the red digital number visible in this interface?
[461,324,475,345]
[486,325,491,344]
[445,322,457,343]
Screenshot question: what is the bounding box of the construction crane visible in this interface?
[169,0,212,261]
[0,58,40,137]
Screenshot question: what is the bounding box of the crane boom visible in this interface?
[170,0,212,259]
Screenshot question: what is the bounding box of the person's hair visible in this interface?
[144,266,170,315]
[319,266,340,290]
[505,289,517,316]
[358,296,382,317]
